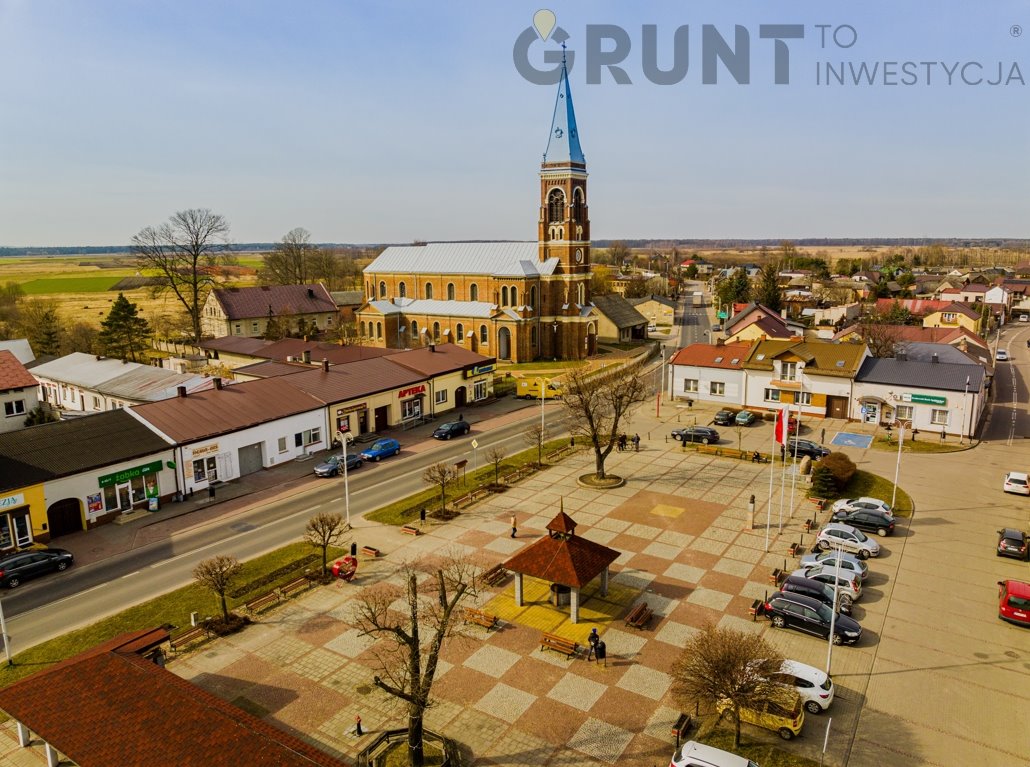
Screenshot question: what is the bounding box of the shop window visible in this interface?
[401,398,422,420]
[193,457,218,483]
[474,380,487,400]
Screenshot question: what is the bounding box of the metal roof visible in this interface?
[366,298,497,318]
[591,294,648,329]
[30,353,208,401]
[543,58,586,165]
[855,357,985,391]
[0,339,35,364]
[97,366,210,402]
[364,242,559,277]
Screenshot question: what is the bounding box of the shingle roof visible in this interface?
[0,350,36,390]
[503,518,619,590]
[669,343,752,369]
[832,324,987,348]
[591,294,647,329]
[0,410,172,492]
[212,283,337,321]
[626,295,677,309]
[366,298,498,318]
[723,303,792,336]
[365,242,559,277]
[932,302,980,320]
[855,357,985,391]
[279,359,425,403]
[743,339,866,377]
[0,629,347,767]
[389,344,494,376]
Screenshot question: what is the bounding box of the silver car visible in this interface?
[830,496,894,518]
[792,564,863,603]
[799,550,870,581]
[816,523,881,559]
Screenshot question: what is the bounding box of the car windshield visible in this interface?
[851,528,869,542]
[1007,596,1030,609]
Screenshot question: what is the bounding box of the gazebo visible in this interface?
[503,510,620,624]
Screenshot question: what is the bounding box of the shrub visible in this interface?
[820,452,856,489]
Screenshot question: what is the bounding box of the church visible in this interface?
[354,57,600,362]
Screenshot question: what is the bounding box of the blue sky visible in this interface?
[1,1,1027,246]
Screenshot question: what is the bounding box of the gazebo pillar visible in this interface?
[16,722,29,747]
[45,743,59,767]
[600,566,609,597]
[514,573,524,606]
[570,588,580,623]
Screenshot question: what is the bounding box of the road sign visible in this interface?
[471,439,479,448]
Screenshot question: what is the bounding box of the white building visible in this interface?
[668,342,750,406]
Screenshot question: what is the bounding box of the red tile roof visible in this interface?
[0,629,346,767]
[668,343,752,369]
[0,349,36,390]
[389,343,494,376]
[503,522,620,589]
[213,284,337,320]
[833,324,986,348]
[874,298,950,316]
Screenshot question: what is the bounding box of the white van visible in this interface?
[670,740,759,767]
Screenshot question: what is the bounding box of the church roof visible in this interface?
[366,298,498,318]
[543,57,585,166]
[364,242,559,278]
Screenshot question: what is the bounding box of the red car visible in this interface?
[997,580,1030,626]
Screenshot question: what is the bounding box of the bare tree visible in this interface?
[192,555,242,622]
[304,511,349,577]
[561,362,649,479]
[671,623,786,749]
[260,227,315,285]
[522,422,546,466]
[484,446,506,487]
[131,208,232,342]
[352,555,477,767]
[856,316,906,358]
[422,462,457,512]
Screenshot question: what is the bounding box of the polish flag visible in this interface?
[774,407,789,445]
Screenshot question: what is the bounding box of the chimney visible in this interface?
[931,353,939,363]
[307,287,315,299]
[959,337,968,352]
[715,338,724,347]
[429,343,436,353]
[322,359,329,372]
[213,377,223,390]
[896,349,907,361]
[303,350,311,364]
[177,386,187,398]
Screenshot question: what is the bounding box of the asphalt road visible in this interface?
[981,322,1030,443]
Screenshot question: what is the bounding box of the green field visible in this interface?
[20,275,127,294]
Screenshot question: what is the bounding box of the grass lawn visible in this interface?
[20,274,127,293]
[868,435,965,454]
[495,359,587,372]
[842,469,913,517]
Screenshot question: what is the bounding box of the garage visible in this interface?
[47,498,84,538]
[237,443,264,476]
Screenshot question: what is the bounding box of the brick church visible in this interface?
[355,56,599,362]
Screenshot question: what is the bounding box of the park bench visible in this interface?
[280,576,313,599]
[455,488,490,509]
[540,632,578,658]
[808,497,827,511]
[480,564,508,586]
[462,607,497,630]
[624,601,653,629]
[788,541,804,557]
[768,568,784,586]
[169,625,208,653]
[748,599,765,621]
[360,545,379,557]
[401,525,421,536]
[245,591,280,614]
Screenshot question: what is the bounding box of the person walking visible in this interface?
[510,513,517,538]
[354,715,363,736]
[587,628,599,660]
[419,507,427,528]
[632,433,640,452]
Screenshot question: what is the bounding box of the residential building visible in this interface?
[873,297,950,319]
[938,283,988,303]
[668,342,751,405]
[200,283,338,338]
[922,302,982,333]
[722,303,806,344]
[591,294,647,342]
[833,323,987,351]
[0,350,38,433]
[627,295,677,327]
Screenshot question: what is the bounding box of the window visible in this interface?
[234,323,242,335]
[456,323,464,342]
[398,282,406,298]
[376,322,383,339]
[295,428,322,446]
[684,379,699,393]
[447,283,455,300]
[797,391,812,406]
[511,286,518,306]
[379,281,386,299]
[251,321,259,333]
[577,283,585,304]
[435,389,448,404]
[480,325,488,343]
[942,312,956,323]
[931,409,949,426]
[401,398,421,420]
[433,321,441,341]
[411,321,418,337]
[531,325,537,346]
[501,286,509,306]
[4,400,25,417]
[474,380,487,400]
[572,187,584,222]
[547,188,565,222]
[764,388,781,402]
[469,284,478,301]
[529,286,537,308]
[278,437,287,453]
[710,381,726,396]
[781,361,798,381]
[424,283,433,299]
[193,457,217,483]
[895,405,914,421]
[92,395,101,411]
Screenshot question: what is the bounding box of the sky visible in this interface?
[1,1,1028,246]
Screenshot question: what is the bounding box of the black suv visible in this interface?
[671,426,720,444]
[997,528,1029,561]
[0,548,74,588]
[780,573,853,614]
[785,438,830,460]
[713,410,735,426]
[764,592,862,645]
[831,508,895,536]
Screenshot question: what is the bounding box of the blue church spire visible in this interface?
[543,45,585,165]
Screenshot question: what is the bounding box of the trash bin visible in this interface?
[350,542,357,557]
[208,483,216,499]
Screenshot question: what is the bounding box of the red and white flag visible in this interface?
[774,406,789,445]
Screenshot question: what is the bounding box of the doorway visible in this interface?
[826,396,848,419]
[47,498,83,538]
[498,327,511,360]
[455,386,467,408]
[374,405,389,432]
[863,403,879,424]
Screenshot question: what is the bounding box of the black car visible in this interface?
[432,420,471,440]
[671,426,720,444]
[0,548,74,588]
[764,592,862,645]
[313,453,363,477]
[997,528,1030,561]
[785,438,830,460]
[713,410,735,426]
[780,573,853,614]
[831,508,895,537]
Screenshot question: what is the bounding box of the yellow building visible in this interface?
[922,302,982,334]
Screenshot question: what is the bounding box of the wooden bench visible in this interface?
[540,632,577,658]
[808,497,827,511]
[280,576,313,599]
[245,591,280,614]
[769,568,784,585]
[788,541,803,557]
[481,564,508,586]
[360,545,379,557]
[803,517,816,532]
[401,525,421,536]
[748,598,765,621]
[625,602,653,629]
[169,625,208,653]
[463,607,497,629]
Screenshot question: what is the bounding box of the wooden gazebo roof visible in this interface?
[503,511,620,589]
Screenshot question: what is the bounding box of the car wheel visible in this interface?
[876,527,888,536]
[858,550,869,560]
[57,561,69,571]
[331,469,339,477]
[805,700,822,715]
[355,460,362,469]
[701,437,710,445]
[771,615,786,629]
[445,433,451,440]
[831,632,844,646]
[818,540,831,551]
[374,455,381,462]
[7,577,19,589]
[840,597,853,613]
[778,728,795,741]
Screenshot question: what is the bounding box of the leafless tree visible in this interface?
[352,555,477,767]
[561,361,649,479]
[422,462,457,512]
[484,446,506,486]
[130,208,232,342]
[304,511,349,577]
[259,227,315,285]
[522,422,546,466]
[671,623,786,749]
[192,555,242,622]
[856,316,907,358]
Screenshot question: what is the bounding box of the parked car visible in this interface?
[768,659,835,714]
[359,438,401,462]
[313,453,362,477]
[785,438,829,460]
[670,740,759,767]
[1021,314,1030,323]
[790,566,862,606]
[816,523,881,559]
[764,592,863,645]
[781,572,856,614]
[717,689,805,740]
[647,324,658,332]
[996,528,1030,561]
[671,426,720,444]
[799,549,870,581]
[432,420,471,440]
[1003,471,1030,496]
[830,497,894,518]
[996,349,1009,361]
[713,410,735,426]
[0,548,74,588]
[735,410,757,426]
[831,508,895,537]
[997,579,1030,626]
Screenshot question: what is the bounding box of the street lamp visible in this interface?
[339,432,355,530]
[891,420,909,509]
[825,540,845,676]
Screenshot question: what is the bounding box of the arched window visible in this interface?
[379,281,386,299]
[456,323,464,342]
[433,321,440,340]
[529,285,537,309]
[480,325,487,343]
[411,321,418,337]
[572,187,584,223]
[548,188,565,223]
[425,283,433,299]
[447,283,455,301]
[469,284,478,301]
[501,286,509,306]
[511,286,518,306]
[376,322,382,339]
[398,282,406,298]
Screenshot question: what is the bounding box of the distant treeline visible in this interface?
[592,238,1030,250]
[0,243,384,257]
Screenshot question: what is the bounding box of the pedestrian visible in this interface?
[595,640,607,667]
[780,443,786,460]
[510,513,517,538]
[587,627,599,660]
[419,507,426,528]
[632,433,640,452]
[458,413,464,421]
[354,714,363,736]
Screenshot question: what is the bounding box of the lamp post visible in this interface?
[339,432,355,530]
[538,376,546,439]
[891,420,909,510]
[959,375,970,444]
[825,540,845,676]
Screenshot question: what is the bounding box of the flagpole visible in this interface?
[778,405,787,534]
[766,409,775,552]
[788,399,800,524]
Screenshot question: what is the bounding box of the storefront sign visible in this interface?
[902,393,947,406]
[466,364,495,379]
[0,493,25,510]
[398,385,426,398]
[191,443,220,457]
[337,403,367,415]
[98,460,164,488]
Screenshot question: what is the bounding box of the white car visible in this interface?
[830,497,894,518]
[670,740,758,767]
[1020,314,1029,322]
[1003,471,1030,496]
[769,659,835,714]
[996,349,1009,361]
[816,523,881,559]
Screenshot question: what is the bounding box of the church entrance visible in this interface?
[498,328,512,361]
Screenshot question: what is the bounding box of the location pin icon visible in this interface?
[533,9,556,41]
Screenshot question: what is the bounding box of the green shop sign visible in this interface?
[98,460,164,488]
[903,393,947,406]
